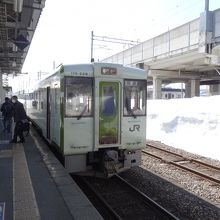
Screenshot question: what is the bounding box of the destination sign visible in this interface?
[101,67,117,75]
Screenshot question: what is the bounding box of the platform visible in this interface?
[0,118,103,220]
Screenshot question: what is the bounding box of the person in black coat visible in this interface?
[10,95,27,143]
[0,97,13,132]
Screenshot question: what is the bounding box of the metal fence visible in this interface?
[103,18,200,67]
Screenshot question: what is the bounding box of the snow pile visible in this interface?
[147,95,220,161]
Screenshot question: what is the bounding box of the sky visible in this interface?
[9,0,220,91]
[147,95,220,161]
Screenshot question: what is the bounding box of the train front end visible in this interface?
[63,63,147,177]
[93,64,147,176]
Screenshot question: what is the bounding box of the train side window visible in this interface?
[65,77,93,117]
[124,80,146,116]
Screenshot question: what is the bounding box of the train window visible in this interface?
[65,77,93,117]
[124,80,146,116]
[101,86,116,116]
[99,82,119,145]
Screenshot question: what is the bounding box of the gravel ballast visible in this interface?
[119,140,220,219]
[146,140,220,206]
[120,167,220,219]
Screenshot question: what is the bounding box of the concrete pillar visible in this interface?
[209,84,220,95]
[185,81,191,98]
[191,79,200,97]
[153,77,162,99]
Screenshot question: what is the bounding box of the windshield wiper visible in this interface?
[77,105,87,120]
[125,99,136,119]
[128,108,137,119]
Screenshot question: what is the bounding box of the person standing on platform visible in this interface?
[0,97,14,133]
[10,96,27,143]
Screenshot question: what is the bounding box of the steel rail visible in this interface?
[114,175,179,220]
[146,143,220,171]
[144,144,220,185]
[76,175,179,220]
[78,176,122,220]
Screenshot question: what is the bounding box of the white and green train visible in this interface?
[27,63,147,176]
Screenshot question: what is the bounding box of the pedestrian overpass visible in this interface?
[102,6,220,98]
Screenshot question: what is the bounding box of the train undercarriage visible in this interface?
[65,148,142,178]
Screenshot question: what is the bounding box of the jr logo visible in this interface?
[129,125,140,132]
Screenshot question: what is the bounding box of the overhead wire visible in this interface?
[150,0,203,29]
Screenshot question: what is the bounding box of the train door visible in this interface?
[95,80,121,148]
[46,86,51,139]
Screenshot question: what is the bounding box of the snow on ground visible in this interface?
[147,95,220,161]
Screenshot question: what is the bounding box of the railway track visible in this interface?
[74,175,178,220]
[143,143,220,185]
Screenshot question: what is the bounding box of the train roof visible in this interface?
[36,63,147,89]
[61,62,147,79]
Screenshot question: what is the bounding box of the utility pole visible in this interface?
[91,31,94,62]
[205,0,209,11]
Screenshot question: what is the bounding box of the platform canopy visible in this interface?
[0,0,46,76]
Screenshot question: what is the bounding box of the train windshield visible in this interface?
[124,80,146,117]
[65,77,93,117]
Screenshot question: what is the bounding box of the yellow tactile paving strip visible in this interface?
[13,144,40,220]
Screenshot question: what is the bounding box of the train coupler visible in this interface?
[103,150,124,177]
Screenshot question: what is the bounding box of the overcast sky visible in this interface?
[9,0,220,91]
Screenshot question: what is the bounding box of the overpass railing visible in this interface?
[102,18,200,67]
[102,8,220,67]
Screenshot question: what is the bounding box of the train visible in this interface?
[26,62,147,177]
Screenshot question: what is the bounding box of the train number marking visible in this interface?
[129,125,140,132]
